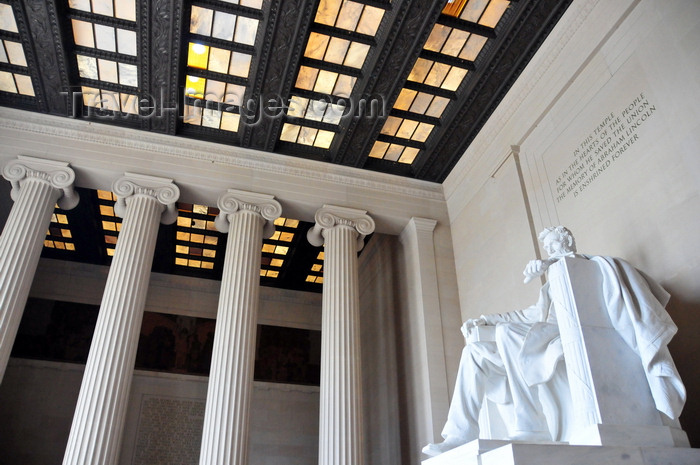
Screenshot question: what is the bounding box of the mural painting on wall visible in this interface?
[254,324,321,386]
[11,298,99,363]
[135,312,215,375]
[12,298,321,386]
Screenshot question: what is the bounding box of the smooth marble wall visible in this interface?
[358,234,402,465]
[448,155,541,322]
[444,0,700,447]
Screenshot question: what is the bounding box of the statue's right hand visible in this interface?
[523,259,549,283]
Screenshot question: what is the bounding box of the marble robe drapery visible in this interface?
[511,256,684,419]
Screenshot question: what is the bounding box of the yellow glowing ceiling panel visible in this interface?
[369,141,419,165]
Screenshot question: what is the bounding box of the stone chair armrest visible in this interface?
[465,325,497,344]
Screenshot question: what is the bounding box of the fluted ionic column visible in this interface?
[198,189,281,465]
[63,173,179,465]
[307,205,375,465]
[0,156,78,382]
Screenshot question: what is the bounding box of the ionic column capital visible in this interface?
[214,189,282,238]
[307,204,375,251]
[2,156,78,210]
[112,173,180,225]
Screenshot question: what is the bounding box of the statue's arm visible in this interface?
[523,259,557,283]
[474,283,551,327]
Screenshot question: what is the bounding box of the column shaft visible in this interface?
[199,189,281,465]
[0,178,60,381]
[199,210,263,464]
[63,177,177,465]
[319,225,363,465]
[308,205,374,465]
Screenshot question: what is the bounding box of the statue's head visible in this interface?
[538,226,576,258]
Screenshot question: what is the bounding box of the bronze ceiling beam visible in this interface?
[242,0,318,152]
[140,0,186,134]
[15,0,73,116]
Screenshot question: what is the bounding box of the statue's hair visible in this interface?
[538,226,576,253]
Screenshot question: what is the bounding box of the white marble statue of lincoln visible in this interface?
[423,226,685,457]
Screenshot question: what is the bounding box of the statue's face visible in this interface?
[543,232,568,258]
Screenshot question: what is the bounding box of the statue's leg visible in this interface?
[495,323,551,441]
[423,342,505,456]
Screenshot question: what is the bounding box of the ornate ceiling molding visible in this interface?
[0,108,445,201]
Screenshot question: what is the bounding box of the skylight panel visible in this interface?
[380,116,434,142]
[175,203,220,270]
[280,123,335,149]
[96,190,121,257]
[81,86,138,114]
[288,96,345,125]
[76,55,137,87]
[190,6,259,46]
[304,32,370,69]
[315,0,385,37]
[0,70,33,96]
[0,40,25,65]
[424,24,488,61]
[306,249,325,284]
[393,88,450,118]
[187,42,253,79]
[443,0,511,27]
[0,4,34,97]
[0,3,17,32]
[220,0,264,8]
[260,217,299,279]
[184,5,263,134]
[281,1,389,149]
[294,66,357,97]
[273,217,300,228]
[365,1,511,167]
[71,19,137,56]
[44,206,75,251]
[68,1,139,116]
[369,141,419,164]
[408,58,467,91]
[68,0,136,20]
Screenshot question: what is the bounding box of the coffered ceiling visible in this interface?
[0,0,571,183]
[0,0,571,291]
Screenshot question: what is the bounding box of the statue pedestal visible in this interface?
[548,257,688,447]
[422,441,700,465]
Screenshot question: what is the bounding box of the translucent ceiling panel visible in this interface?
[280,123,335,149]
[304,32,370,69]
[81,86,138,114]
[0,3,18,33]
[442,0,469,18]
[69,0,136,21]
[190,7,260,46]
[295,66,357,97]
[407,58,467,91]
[315,0,385,36]
[188,42,253,79]
[368,141,419,164]
[0,70,34,96]
[1,40,26,66]
[380,116,434,142]
[288,95,345,124]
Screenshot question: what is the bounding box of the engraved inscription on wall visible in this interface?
[133,396,205,465]
[554,92,656,202]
